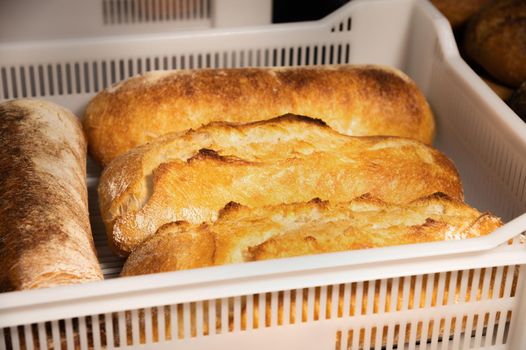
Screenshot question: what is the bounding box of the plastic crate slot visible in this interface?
[103,0,211,24]
[502,312,513,345]
[8,67,18,99]
[54,64,63,95]
[506,265,519,298]
[18,67,27,98]
[92,62,100,93]
[35,323,45,350]
[0,67,8,99]
[473,312,487,348]
[331,17,352,33]
[493,311,506,346]
[45,64,53,96]
[484,311,498,347]
[27,66,36,97]
[20,325,32,350]
[64,318,73,349]
[7,327,19,350]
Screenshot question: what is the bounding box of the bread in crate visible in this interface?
[83,65,435,166]
[122,193,501,276]
[119,193,504,346]
[99,114,462,256]
[463,0,526,88]
[0,99,103,292]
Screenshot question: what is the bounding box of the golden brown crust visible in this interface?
[99,115,461,256]
[121,193,501,276]
[0,99,103,292]
[430,0,492,29]
[84,65,435,166]
[464,0,526,88]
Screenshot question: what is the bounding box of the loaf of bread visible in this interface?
[99,114,462,256]
[121,193,500,276]
[430,0,491,29]
[464,0,526,88]
[84,65,435,166]
[0,99,103,292]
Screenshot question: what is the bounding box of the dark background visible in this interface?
[272,0,350,23]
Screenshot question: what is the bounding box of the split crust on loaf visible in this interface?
[99,115,461,256]
[0,99,103,292]
[84,65,435,166]
[121,193,501,276]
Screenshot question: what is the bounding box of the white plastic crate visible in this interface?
[0,0,272,43]
[1,0,526,349]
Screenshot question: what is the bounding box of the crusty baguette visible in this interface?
[121,193,500,275]
[0,99,103,292]
[99,115,462,256]
[120,194,504,346]
[84,65,435,166]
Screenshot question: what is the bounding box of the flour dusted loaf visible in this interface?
[121,193,501,276]
[99,115,462,256]
[0,99,103,292]
[84,65,435,166]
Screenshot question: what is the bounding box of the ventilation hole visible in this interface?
[18,66,27,97]
[64,64,72,94]
[101,61,108,89]
[213,53,218,68]
[144,57,150,72]
[82,62,89,93]
[312,46,318,65]
[345,43,350,63]
[35,65,45,96]
[320,46,327,65]
[239,51,244,68]
[127,59,133,78]
[287,47,293,67]
[103,0,109,24]
[347,17,352,30]
[246,50,252,67]
[55,64,63,95]
[8,67,18,98]
[189,55,195,69]
[119,59,125,80]
[503,311,512,344]
[304,46,310,66]
[73,63,81,94]
[222,52,228,68]
[230,51,236,68]
[28,66,36,97]
[47,64,55,96]
[137,0,143,22]
[91,62,99,92]
[279,48,285,67]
